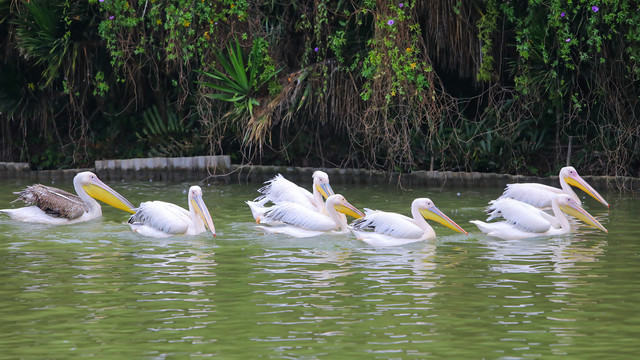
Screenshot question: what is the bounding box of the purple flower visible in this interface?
[399,3,404,7]
[314,47,319,52]
[592,6,599,12]
[566,38,571,42]
[388,19,394,26]
[109,15,114,20]
[99,0,104,2]
[560,12,565,17]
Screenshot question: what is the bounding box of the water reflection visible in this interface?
[478,236,606,274]
[457,232,612,358]
[247,243,441,352]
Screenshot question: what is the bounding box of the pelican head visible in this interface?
[313,171,335,200]
[326,194,365,219]
[188,186,216,237]
[561,166,609,207]
[415,198,468,235]
[77,172,135,213]
[557,195,608,232]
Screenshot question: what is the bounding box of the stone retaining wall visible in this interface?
[229,165,639,191]
[1,158,638,191]
[0,162,92,182]
[95,156,231,181]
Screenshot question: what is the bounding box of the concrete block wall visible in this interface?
[229,165,638,190]
[1,158,638,190]
[94,156,231,181]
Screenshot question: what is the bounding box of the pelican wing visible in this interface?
[128,201,191,235]
[498,183,564,208]
[486,198,552,233]
[469,220,550,240]
[262,202,336,231]
[13,184,87,219]
[351,209,423,239]
[257,174,315,208]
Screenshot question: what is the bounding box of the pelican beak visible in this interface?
[560,202,608,233]
[334,199,365,219]
[316,183,335,200]
[420,205,468,235]
[565,174,609,207]
[191,194,216,237]
[83,178,135,213]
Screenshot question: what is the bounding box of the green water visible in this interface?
[0,178,638,359]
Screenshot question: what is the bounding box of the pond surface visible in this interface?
[0,177,638,359]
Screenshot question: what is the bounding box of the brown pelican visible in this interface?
[0,171,135,225]
[127,185,216,238]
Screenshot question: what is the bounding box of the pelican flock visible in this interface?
[470,195,607,240]
[1,166,611,243]
[253,194,364,238]
[0,171,134,225]
[127,185,216,238]
[471,166,609,240]
[497,166,609,208]
[246,171,335,221]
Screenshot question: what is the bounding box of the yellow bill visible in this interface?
[191,194,216,237]
[420,205,468,235]
[560,202,608,233]
[335,200,365,219]
[316,183,335,200]
[565,174,609,207]
[83,178,135,213]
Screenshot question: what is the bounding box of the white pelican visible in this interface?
[470,194,607,240]
[246,171,335,220]
[127,185,216,238]
[498,166,609,208]
[254,194,364,238]
[0,171,134,225]
[350,198,468,246]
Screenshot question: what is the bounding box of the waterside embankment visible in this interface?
[1,156,638,191]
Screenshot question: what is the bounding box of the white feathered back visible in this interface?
[486,198,552,233]
[352,209,423,239]
[128,201,190,234]
[263,202,336,231]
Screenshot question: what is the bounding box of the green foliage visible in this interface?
[92,71,109,97]
[200,39,254,117]
[197,37,281,122]
[359,1,431,103]
[36,146,68,170]
[14,0,69,86]
[97,0,248,74]
[135,105,203,157]
[0,0,639,179]
[476,0,499,82]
